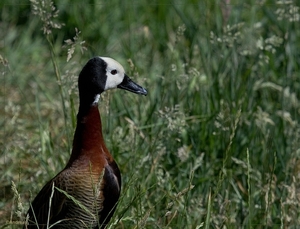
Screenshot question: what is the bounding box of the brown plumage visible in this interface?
[24,57,147,229]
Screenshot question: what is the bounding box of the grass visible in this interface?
[1,0,300,228]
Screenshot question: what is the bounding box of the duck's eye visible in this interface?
[111,69,118,75]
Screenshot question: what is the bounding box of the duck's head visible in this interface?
[78,57,147,104]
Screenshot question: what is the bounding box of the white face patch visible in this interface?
[100,57,125,91]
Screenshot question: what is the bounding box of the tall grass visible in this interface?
[1,0,300,228]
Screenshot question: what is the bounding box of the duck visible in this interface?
[24,57,147,229]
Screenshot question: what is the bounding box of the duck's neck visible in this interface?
[66,101,108,167]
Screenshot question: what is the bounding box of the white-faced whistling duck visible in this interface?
[24,57,147,229]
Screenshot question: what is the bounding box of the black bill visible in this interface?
[118,74,147,96]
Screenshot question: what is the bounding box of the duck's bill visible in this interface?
[118,74,147,95]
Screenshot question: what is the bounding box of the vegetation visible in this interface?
[1,0,300,228]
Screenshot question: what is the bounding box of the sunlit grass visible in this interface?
[1,0,300,228]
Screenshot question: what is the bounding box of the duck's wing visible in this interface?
[24,177,67,229]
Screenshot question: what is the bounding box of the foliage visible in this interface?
[1,0,300,228]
